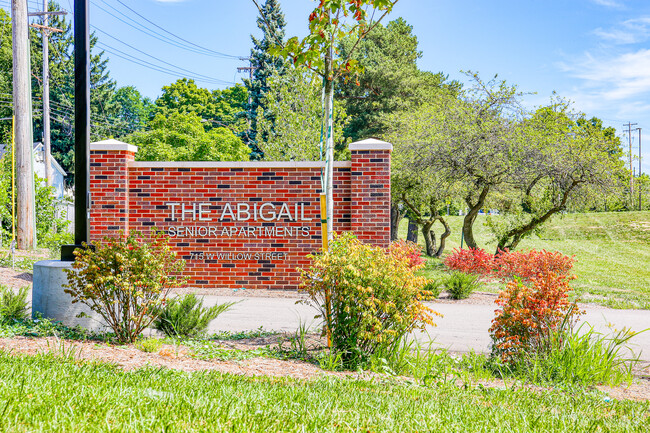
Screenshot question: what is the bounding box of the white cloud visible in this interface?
[560,49,650,101]
[593,17,650,44]
[591,0,624,8]
[153,0,189,3]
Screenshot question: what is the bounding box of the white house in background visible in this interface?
[0,142,67,199]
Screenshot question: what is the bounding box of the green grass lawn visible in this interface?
[0,352,647,432]
[401,211,650,309]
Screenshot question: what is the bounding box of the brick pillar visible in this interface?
[349,138,392,248]
[89,139,137,241]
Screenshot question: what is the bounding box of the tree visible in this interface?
[338,18,459,141]
[264,0,399,242]
[257,68,349,161]
[487,102,625,251]
[155,78,248,135]
[393,75,521,249]
[111,86,154,132]
[28,4,123,175]
[245,0,287,156]
[125,111,250,162]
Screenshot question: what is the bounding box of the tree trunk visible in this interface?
[462,184,490,249]
[406,217,418,243]
[390,201,405,241]
[496,183,578,251]
[421,221,436,256]
[435,217,451,257]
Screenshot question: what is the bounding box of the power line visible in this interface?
[97,42,234,86]
[112,0,240,59]
[91,0,235,59]
[91,26,232,85]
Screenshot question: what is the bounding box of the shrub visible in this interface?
[444,248,495,277]
[299,232,439,368]
[444,272,479,300]
[0,285,29,323]
[489,273,583,363]
[494,249,575,282]
[64,231,186,344]
[153,294,235,338]
[389,239,425,269]
[135,337,163,353]
[422,279,442,299]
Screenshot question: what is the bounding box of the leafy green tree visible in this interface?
[126,111,250,162]
[0,9,12,141]
[257,68,349,161]
[487,103,625,251]
[111,86,155,132]
[155,78,248,135]
[27,3,122,175]
[245,0,287,155]
[338,18,459,141]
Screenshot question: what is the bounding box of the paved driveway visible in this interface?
[206,295,650,361]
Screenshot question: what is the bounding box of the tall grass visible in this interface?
[0,351,647,432]
[512,324,647,386]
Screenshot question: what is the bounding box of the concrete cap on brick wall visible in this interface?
[349,138,393,151]
[90,139,138,153]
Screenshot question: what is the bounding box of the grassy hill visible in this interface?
[401,211,650,309]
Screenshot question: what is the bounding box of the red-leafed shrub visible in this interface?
[389,239,426,270]
[494,249,576,282]
[444,248,495,277]
[489,273,583,363]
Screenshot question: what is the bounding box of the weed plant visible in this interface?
[210,327,277,341]
[444,272,479,299]
[509,324,646,386]
[135,338,163,353]
[0,285,29,323]
[421,279,442,299]
[153,294,235,338]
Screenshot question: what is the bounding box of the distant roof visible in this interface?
[0,142,66,176]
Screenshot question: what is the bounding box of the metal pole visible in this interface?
[42,0,52,187]
[62,0,90,260]
[639,128,643,211]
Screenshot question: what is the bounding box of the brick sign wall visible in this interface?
[89,139,392,291]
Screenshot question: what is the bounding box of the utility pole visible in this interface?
[61,0,90,261]
[625,122,638,199]
[29,4,66,187]
[637,127,642,211]
[237,56,256,108]
[12,0,35,250]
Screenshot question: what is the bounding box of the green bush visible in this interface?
[0,285,29,323]
[135,337,163,353]
[64,231,186,344]
[153,294,235,338]
[299,232,439,368]
[422,279,442,299]
[444,272,479,300]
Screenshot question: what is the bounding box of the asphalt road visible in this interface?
[206,295,650,361]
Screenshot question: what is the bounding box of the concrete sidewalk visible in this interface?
[206,295,650,361]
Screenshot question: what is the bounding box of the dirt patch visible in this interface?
[0,336,341,380]
[0,267,33,289]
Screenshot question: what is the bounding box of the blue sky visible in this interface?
[5,0,649,172]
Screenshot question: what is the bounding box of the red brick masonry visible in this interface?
[89,139,392,290]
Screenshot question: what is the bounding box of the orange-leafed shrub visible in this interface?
[489,273,583,362]
[444,247,495,277]
[389,239,426,270]
[494,249,576,282]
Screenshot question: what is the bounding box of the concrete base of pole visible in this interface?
[32,260,107,331]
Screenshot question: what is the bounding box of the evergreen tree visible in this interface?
[245,0,287,158]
